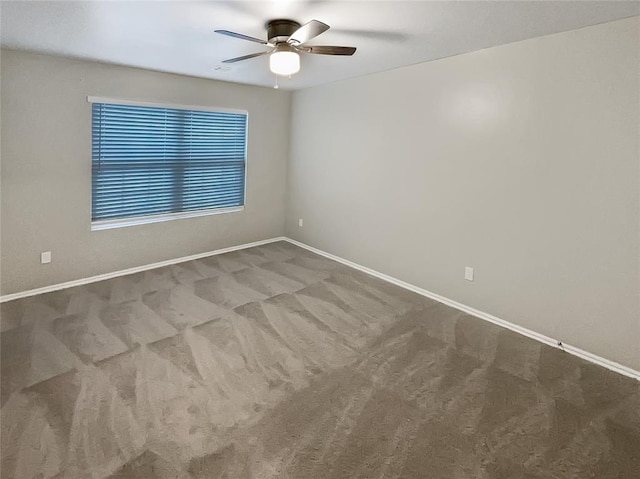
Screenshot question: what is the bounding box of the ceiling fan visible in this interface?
[215,19,356,76]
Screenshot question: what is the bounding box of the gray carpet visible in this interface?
[1,241,638,478]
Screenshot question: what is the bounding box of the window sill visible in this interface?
[91,206,244,231]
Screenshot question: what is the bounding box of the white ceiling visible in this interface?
[2,1,639,90]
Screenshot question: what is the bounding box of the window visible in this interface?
[90,98,247,229]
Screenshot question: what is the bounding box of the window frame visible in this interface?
[87,96,248,231]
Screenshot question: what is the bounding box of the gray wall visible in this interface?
[286,17,640,370]
[1,50,291,295]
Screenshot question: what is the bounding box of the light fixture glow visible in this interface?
[270,48,300,76]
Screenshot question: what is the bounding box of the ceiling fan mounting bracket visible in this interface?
[266,19,302,44]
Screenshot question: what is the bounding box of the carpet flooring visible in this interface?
[1,241,638,478]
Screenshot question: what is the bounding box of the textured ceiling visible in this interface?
[1,1,639,90]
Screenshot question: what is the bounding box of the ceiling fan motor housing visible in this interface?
[266,19,301,44]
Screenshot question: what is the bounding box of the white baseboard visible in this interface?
[2,234,637,381]
[0,237,286,303]
[284,237,640,381]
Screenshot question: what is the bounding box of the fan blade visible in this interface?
[222,51,270,64]
[303,45,356,56]
[287,19,329,45]
[215,29,269,45]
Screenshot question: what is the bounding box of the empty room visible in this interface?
[1,1,639,478]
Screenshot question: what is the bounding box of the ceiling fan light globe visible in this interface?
[270,51,300,76]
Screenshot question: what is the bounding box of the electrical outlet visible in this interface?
[464,266,474,281]
[41,251,52,264]
[298,218,304,227]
